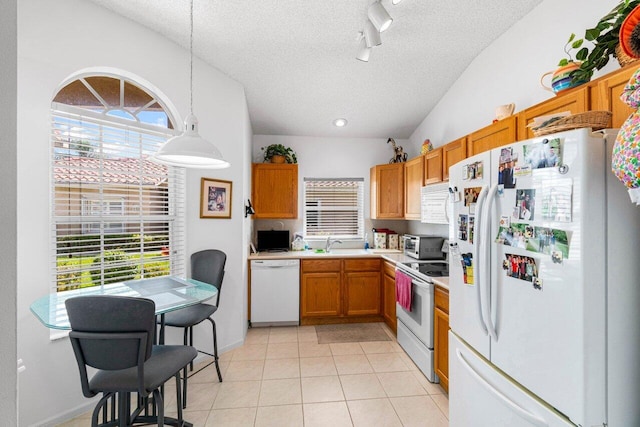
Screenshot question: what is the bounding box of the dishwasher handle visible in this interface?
[251,259,300,269]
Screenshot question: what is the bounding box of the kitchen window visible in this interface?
[303,178,364,240]
[51,74,185,293]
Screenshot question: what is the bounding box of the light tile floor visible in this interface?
[58,324,448,427]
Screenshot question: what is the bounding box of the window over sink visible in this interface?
[303,178,364,240]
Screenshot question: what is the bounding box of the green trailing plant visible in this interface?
[261,144,298,163]
[570,0,640,84]
[558,33,587,67]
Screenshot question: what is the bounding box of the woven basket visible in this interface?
[616,43,639,67]
[532,111,612,136]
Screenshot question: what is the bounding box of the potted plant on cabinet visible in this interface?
[261,144,298,164]
[570,0,640,84]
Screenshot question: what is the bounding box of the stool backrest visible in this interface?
[191,249,226,306]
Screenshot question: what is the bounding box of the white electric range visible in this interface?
[395,259,449,383]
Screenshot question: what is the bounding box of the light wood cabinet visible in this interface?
[404,156,424,220]
[517,87,589,140]
[251,163,298,219]
[442,137,467,181]
[370,163,404,219]
[301,258,382,324]
[424,147,443,184]
[468,116,517,156]
[382,261,397,334]
[301,259,341,318]
[434,285,449,393]
[594,64,637,129]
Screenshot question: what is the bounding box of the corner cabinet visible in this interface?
[251,163,298,219]
[434,285,449,393]
[404,156,424,220]
[370,163,404,219]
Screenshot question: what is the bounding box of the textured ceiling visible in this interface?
[88,0,542,138]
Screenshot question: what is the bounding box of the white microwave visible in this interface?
[420,183,450,224]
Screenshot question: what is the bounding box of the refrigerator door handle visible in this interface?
[482,183,499,341]
[473,185,489,335]
[456,349,549,427]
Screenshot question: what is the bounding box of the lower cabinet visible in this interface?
[434,285,450,392]
[382,261,397,333]
[301,258,382,324]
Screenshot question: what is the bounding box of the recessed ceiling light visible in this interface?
[333,118,348,127]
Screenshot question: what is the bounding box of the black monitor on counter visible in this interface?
[257,230,290,252]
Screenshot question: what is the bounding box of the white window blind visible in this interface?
[51,104,185,292]
[303,178,364,239]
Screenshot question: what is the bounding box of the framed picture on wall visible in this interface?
[200,178,232,219]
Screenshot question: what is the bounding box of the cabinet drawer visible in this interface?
[434,286,449,313]
[383,261,396,278]
[301,259,341,273]
[344,258,381,272]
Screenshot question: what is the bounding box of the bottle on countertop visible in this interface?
[364,233,369,249]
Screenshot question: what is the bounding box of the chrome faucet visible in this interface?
[325,236,343,253]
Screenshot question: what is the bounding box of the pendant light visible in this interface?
[153,0,230,169]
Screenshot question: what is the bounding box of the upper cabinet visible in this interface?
[371,163,404,219]
[424,147,443,184]
[442,137,467,181]
[251,163,298,219]
[593,64,637,129]
[468,116,517,157]
[517,86,589,140]
[404,156,424,220]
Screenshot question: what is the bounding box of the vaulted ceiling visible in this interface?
[88,0,543,138]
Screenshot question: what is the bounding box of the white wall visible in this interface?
[251,135,412,247]
[0,0,18,424]
[17,1,250,425]
[410,0,623,149]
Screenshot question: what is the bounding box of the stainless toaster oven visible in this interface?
[402,235,446,260]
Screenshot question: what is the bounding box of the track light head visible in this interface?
[356,39,371,62]
[368,1,393,32]
[363,20,382,47]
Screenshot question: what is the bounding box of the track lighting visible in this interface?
[363,20,382,47]
[356,39,372,62]
[368,1,393,32]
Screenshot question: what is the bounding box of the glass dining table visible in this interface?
[30,276,217,427]
[30,275,218,331]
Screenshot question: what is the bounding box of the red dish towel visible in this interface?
[395,270,412,312]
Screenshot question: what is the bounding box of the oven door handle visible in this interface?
[395,269,431,290]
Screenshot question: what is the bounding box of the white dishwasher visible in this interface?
[250,259,300,326]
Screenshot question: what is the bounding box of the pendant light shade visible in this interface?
[154,114,230,168]
[363,20,382,47]
[152,0,230,169]
[368,1,393,32]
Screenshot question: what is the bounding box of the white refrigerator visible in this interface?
[447,128,640,427]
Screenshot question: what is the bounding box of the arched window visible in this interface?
[51,74,185,292]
